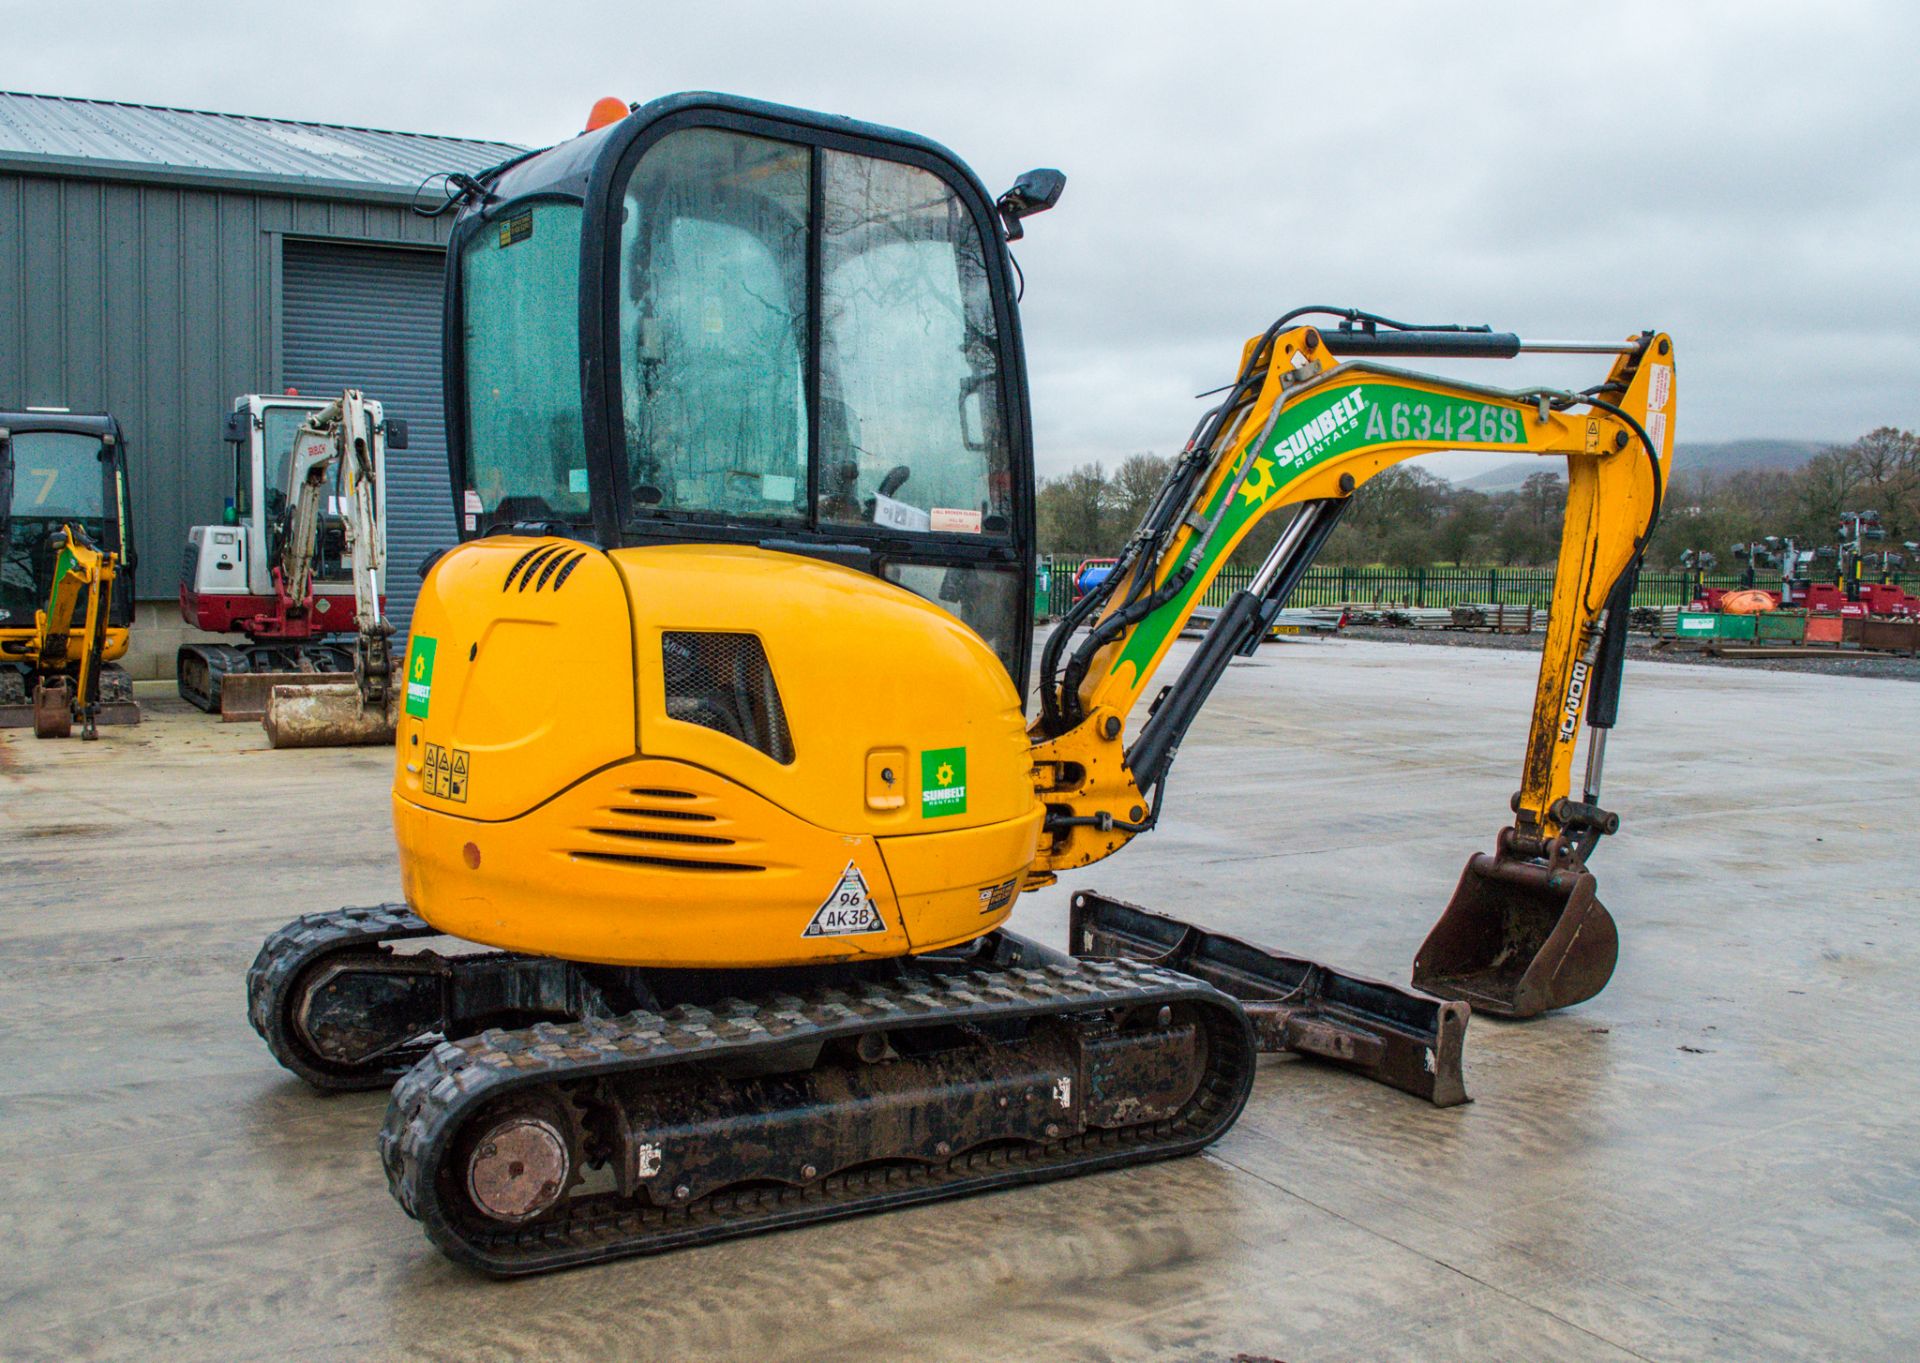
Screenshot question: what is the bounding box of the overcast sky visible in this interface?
[9,0,1916,479]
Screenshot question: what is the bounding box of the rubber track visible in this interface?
[379,958,1258,1275]
[246,904,438,1089]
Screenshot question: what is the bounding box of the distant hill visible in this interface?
[1455,439,1833,493]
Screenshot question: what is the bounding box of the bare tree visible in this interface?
[1109,452,1173,536]
[1036,462,1113,555]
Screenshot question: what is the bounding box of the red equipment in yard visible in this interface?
[176,392,404,712]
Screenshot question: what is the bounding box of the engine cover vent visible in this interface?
[661,632,795,765]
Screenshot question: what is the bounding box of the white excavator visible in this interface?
[178,390,400,745]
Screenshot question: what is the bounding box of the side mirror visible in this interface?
[385,418,410,451]
[223,411,251,443]
[996,168,1066,241]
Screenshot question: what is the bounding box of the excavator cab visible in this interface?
[0,410,138,733]
[443,93,1042,685]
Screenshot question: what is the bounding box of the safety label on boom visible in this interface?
[803,862,887,937]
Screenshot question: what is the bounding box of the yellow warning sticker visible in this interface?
[423,742,471,803]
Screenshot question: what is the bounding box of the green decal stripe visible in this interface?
[1109,382,1531,678]
[45,544,81,611]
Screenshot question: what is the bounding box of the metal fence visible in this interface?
[1040,560,1912,618]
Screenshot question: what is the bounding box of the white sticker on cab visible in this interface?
[872,492,931,533]
[930,507,983,534]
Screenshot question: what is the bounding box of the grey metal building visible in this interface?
[0,91,520,666]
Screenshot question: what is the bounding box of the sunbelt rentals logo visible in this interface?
[405,636,436,718]
[921,746,968,818]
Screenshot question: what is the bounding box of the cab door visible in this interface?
[601,111,1036,689]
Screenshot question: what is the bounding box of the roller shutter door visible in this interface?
[282,241,452,634]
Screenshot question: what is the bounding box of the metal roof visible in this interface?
[0,90,523,203]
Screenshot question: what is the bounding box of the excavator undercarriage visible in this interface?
[251,895,1466,1273]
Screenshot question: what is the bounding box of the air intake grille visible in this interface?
[502,544,587,592]
[662,632,795,764]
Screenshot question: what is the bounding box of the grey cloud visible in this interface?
[8,0,1912,474]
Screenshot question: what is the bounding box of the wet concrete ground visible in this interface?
[2,637,1914,1362]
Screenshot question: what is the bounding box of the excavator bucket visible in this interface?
[1412,843,1618,1019]
[31,679,73,739]
[262,683,397,748]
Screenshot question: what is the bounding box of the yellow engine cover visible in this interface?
[392,538,1041,968]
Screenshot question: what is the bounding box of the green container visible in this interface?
[1755,612,1806,642]
[1716,613,1758,640]
[1034,557,1053,621]
[1675,611,1719,638]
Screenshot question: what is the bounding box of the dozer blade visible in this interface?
[218,671,356,722]
[262,683,398,748]
[1069,891,1468,1106]
[1412,837,1619,1019]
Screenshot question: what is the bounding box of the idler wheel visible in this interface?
[464,1114,572,1224]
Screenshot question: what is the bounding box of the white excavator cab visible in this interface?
[214,393,393,604]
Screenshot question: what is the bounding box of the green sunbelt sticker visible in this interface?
[921,747,967,818]
[1108,380,1531,681]
[405,636,436,718]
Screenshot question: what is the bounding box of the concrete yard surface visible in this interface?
[1,637,1915,1362]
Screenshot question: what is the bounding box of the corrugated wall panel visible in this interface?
[0,170,458,601]
[0,176,22,400]
[21,177,64,401]
[281,240,451,634]
[62,179,104,391]
[135,186,185,571]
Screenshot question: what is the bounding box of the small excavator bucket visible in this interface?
[1412,847,1618,1019]
[31,679,73,738]
[262,683,397,748]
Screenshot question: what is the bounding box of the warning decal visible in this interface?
[423,742,470,803]
[803,862,888,938]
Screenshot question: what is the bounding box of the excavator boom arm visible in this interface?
[274,391,393,705]
[1031,316,1675,877]
[30,524,118,734]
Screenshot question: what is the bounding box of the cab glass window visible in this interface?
[6,431,104,523]
[619,129,809,522]
[258,406,310,518]
[254,404,371,583]
[461,200,590,526]
[881,562,1022,682]
[818,153,1011,538]
[2,430,106,622]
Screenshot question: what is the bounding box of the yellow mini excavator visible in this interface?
[248,93,1675,1275]
[0,410,138,739]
